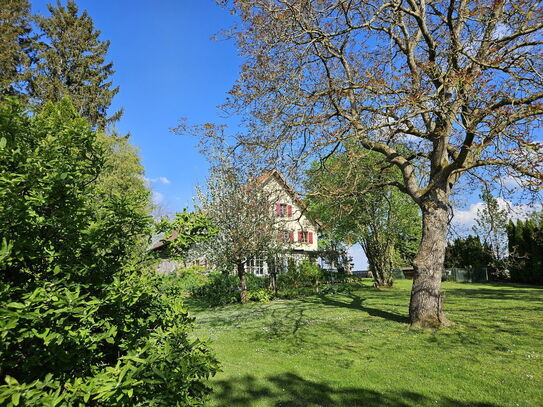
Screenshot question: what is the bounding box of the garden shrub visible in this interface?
[160,265,209,295]
[277,260,324,289]
[193,272,240,306]
[248,288,273,302]
[245,273,270,290]
[0,99,218,406]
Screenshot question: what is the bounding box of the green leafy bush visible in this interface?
[277,260,324,289]
[245,273,270,290]
[248,289,273,302]
[193,272,240,306]
[160,265,209,295]
[0,99,218,406]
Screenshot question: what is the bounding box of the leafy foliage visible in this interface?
[155,210,218,260]
[277,260,324,289]
[507,217,543,285]
[445,235,493,271]
[306,150,421,287]
[192,272,241,307]
[0,99,218,406]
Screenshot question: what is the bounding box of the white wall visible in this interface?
[263,176,318,252]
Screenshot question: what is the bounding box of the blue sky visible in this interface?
[32,0,240,212]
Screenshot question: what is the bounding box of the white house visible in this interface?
[245,169,319,276]
[151,169,319,276]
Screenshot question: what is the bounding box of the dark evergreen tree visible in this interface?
[0,0,35,95]
[445,235,493,272]
[508,218,543,285]
[32,1,121,128]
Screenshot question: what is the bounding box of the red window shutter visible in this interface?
[277,231,282,241]
[289,231,294,242]
[276,203,281,216]
[309,232,313,244]
[298,231,302,242]
[287,205,292,217]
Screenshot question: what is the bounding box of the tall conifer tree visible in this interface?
[0,0,34,95]
[32,1,121,128]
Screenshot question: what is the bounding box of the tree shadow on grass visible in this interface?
[445,286,543,303]
[211,372,499,407]
[309,292,410,324]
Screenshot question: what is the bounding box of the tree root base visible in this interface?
[409,315,454,330]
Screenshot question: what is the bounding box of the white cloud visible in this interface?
[145,176,171,185]
[152,191,164,204]
[451,201,486,229]
[452,198,542,229]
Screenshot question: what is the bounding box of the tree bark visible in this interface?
[409,193,453,328]
[237,262,248,303]
[364,237,394,288]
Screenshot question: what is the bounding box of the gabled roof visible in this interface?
[252,169,321,229]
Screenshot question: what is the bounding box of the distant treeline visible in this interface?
[507,218,543,285]
[445,216,543,285]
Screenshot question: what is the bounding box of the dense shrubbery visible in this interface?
[277,260,324,289]
[192,272,240,306]
[160,265,209,295]
[190,260,336,306]
[0,99,218,406]
[508,218,543,285]
[190,272,271,306]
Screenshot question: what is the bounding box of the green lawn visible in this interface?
[187,280,543,407]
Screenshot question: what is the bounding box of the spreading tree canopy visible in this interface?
[306,150,421,287]
[199,0,543,327]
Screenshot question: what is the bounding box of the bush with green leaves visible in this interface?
[193,272,241,306]
[247,288,273,302]
[160,265,209,295]
[277,260,324,289]
[192,271,274,307]
[0,99,218,406]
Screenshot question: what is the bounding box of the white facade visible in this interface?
[245,170,319,275]
[262,174,318,252]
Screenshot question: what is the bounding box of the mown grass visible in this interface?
[187,280,543,407]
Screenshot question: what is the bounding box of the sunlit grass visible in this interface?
[188,280,543,407]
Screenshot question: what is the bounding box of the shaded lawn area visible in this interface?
[187,280,543,407]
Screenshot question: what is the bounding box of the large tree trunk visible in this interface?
[363,237,394,288]
[409,193,453,328]
[237,262,248,303]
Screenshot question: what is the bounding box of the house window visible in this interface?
[248,258,265,275]
[278,230,290,242]
[297,231,313,244]
[276,203,292,217]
